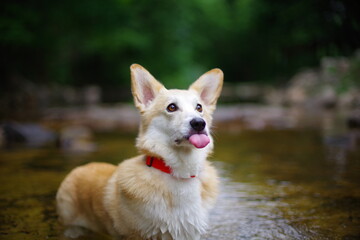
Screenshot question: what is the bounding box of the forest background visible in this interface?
[1,0,360,119]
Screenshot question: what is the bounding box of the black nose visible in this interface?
[190,118,206,132]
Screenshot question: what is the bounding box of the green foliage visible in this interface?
[1,0,359,90]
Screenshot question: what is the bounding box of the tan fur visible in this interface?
[56,64,223,240]
[200,161,218,207]
[57,163,116,233]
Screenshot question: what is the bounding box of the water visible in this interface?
[209,130,360,239]
[0,128,359,239]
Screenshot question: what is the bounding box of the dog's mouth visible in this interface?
[175,132,210,149]
[187,133,210,148]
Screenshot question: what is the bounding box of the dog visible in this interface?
[56,64,223,240]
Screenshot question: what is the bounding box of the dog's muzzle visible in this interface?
[187,118,210,148]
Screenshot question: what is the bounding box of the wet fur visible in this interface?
[56,64,223,240]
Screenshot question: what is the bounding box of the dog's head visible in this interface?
[130,64,223,156]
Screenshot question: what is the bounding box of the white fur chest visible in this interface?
[136,178,207,240]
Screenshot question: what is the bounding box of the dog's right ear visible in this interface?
[130,64,165,112]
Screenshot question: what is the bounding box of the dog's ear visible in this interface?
[130,64,165,112]
[189,68,223,108]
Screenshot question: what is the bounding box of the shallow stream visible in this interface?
[0,126,359,239]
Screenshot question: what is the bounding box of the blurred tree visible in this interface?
[1,0,359,92]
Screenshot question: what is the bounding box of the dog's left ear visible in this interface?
[189,68,223,108]
[130,64,165,112]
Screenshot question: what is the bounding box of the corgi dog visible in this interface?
[56,64,223,240]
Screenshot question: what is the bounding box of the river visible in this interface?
[0,107,359,239]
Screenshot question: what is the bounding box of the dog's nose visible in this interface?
[190,118,206,132]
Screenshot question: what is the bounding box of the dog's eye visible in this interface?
[167,103,178,112]
[196,104,203,113]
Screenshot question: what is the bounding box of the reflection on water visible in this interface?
[206,178,305,240]
[210,129,360,239]
[0,126,359,239]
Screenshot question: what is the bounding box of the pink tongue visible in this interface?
[189,134,210,148]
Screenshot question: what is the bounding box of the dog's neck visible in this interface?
[146,156,197,178]
[137,135,212,179]
[165,147,209,179]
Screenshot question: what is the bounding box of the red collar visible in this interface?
[146,156,196,178]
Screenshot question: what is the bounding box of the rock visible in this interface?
[1,123,56,148]
[321,57,350,83]
[284,54,359,109]
[83,85,101,106]
[213,104,295,131]
[339,89,360,108]
[316,85,337,109]
[42,104,140,132]
[263,87,286,106]
[59,125,97,153]
[285,69,320,106]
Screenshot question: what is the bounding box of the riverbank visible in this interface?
[40,103,358,132]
